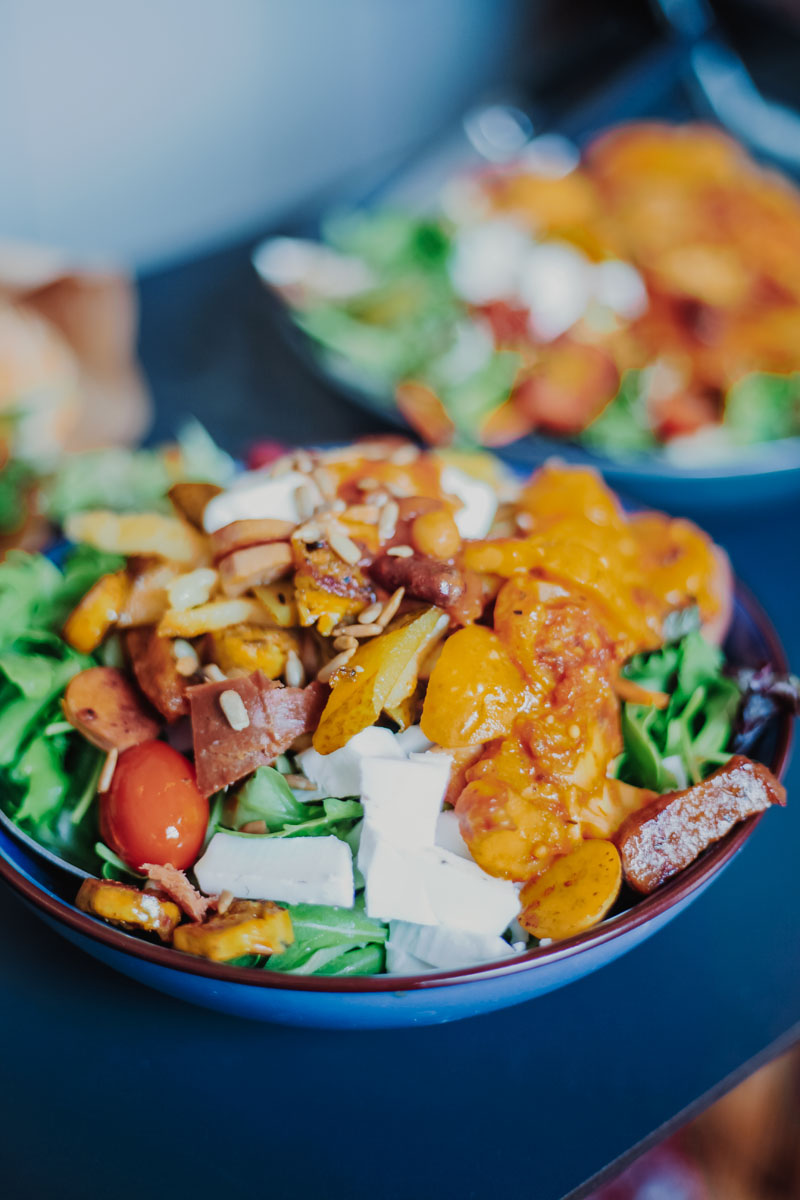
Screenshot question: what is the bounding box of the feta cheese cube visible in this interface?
[385,942,432,975]
[393,724,433,756]
[194,832,354,908]
[358,826,437,926]
[434,809,471,860]
[360,754,449,849]
[297,727,404,798]
[420,846,520,935]
[388,920,517,970]
[202,469,307,533]
[439,465,497,539]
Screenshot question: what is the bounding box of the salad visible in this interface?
[0,437,792,976]
[258,122,800,462]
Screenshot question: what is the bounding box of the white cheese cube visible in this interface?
[194,832,354,908]
[297,727,404,798]
[393,724,433,756]
[434,810,471,860]
[385,942,433,975]
[389,920,517,970]
[439,465,497,539]
[420,846,520,936]
[360,754,449,849]
[358,826,437,926]
[202,469,307,533]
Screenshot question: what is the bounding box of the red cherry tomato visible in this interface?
[100,741,209,872]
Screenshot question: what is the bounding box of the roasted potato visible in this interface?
[76,877,181,941]
[65,510,205,565]
[518,840,622,941]
[209,624,300,679]
[63,570,131,654]
[172,899,293,961]
[157,598,272,638]
[253,581,298,628]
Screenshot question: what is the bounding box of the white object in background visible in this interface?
[517,133,580,179]
[360,753,450,848]
[202,469,307,533]
[439,464,498,538]
[194,832,354,908]
[592,260,648,320]
[388,920,517,970]
[297,727,405,799]
[433,319,495,387]
[518,241,593,341]
[448,218,532,306]
[253,237,374,300]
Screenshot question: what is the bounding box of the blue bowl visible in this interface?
[0,582,791,1029]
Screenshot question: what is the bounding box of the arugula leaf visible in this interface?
[581,370,658,457]
[224,766,311,831]
[724,372,800,444]
[263,900,387,976]
[11,737,68,825]
[617,631,742,792]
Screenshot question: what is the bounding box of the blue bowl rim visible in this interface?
[0,580,792,994]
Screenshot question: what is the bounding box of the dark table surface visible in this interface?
[2,232,799,1200]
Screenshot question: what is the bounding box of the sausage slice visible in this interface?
[63,666,161,751]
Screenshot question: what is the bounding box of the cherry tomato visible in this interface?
[100,741,208,871]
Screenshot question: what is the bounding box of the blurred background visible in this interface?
[2,2,800,1197]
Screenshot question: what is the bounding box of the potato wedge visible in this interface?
[313,606,447,754]
[253,581,298,628]
[118,560,182,628]
[172,900,293,962]
[62,666,161,751]
[65,510,206,565]
[218,542,293,597]
[62,570,131,654]
[157,598,272,638]
[209,624,300,679]
[518,841,622,941]
[76,877,181,942]
[211,518,297,560]
[168,481,223,528]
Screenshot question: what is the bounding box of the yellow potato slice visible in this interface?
[209,624,300,679]
[519,840,622,941]
[65,510,206,565]
[62,570,131,654]
[157,598,272,638]
[173,900,293,961]
[254,581,299,628]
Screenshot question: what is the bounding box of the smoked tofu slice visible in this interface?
[172,900,293,962]
[76,877,180,942]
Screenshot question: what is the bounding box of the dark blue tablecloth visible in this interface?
[1,243,798,1200]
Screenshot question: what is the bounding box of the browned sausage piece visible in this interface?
[125,627,190,722]
[218,542,294,597]
[62,666,161,751]
[187,671,328,797]
[368,553,484,624]
[616,756,786,894]
[210,518,297,561]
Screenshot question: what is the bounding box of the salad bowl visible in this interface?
[0,581,790,1029]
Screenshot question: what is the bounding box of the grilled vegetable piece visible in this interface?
[210,518,296,559]
[168,481,223,528]
[294,544,374,636]
[519,840,622,941]
[64,510,205,565]
[254,581,298,627]
[62,570,131,654]
[76,877,181,942]
[62,666,160,751]
[188,672,327,796]
[157,597,271,638]
[218,542,293,597]
[312,607,448,755]
[125,626,190,721]
[118,559,182,628]
[616,756,786,894]
[209,624,300,679]
[173,899,293,962]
